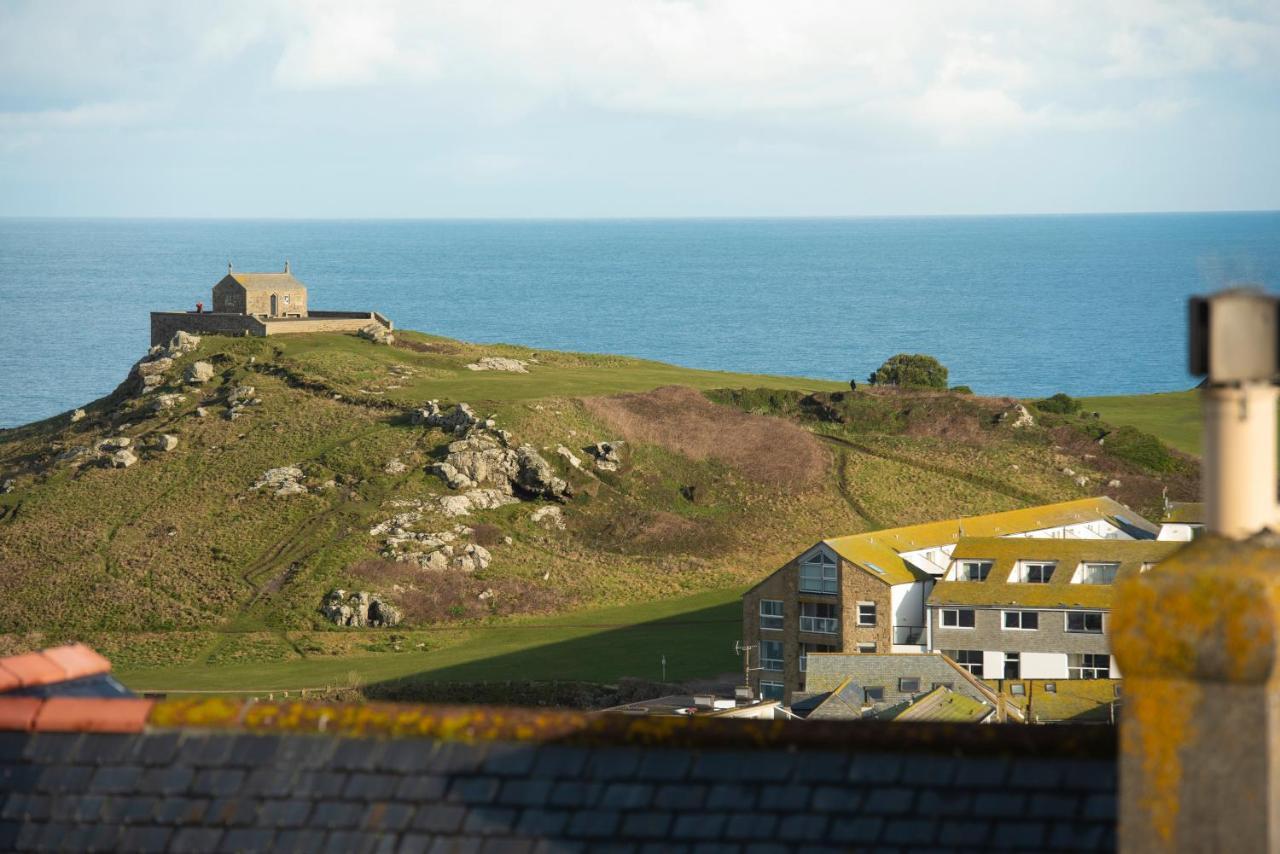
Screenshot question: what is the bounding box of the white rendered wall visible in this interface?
[889,582,929,653]
[1003,520,1130,540]
[898,545,955,576]
[1111,656,1122,679]
[983,650,1007,678]
[1021,652,1069,679]
[1157,523,1200,542]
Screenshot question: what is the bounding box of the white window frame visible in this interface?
[1002,610,1039,631]
[1003,652,1021,680]
[799,602,839,634]
[856,601,877,627]
[1068,653,1111,679]
[944,649,983,677]
[1072,562,1120,585]
[1009,561,1056,584]
[940,608,975,629]
[856,642,876,654]
[759,599,784,631]
[950,560,993,581]
[799,552,838,594]
[1065,611,1105,633]
[760,681,784,700]
[760,640,784,671]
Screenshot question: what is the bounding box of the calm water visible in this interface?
[1,214,1278,428]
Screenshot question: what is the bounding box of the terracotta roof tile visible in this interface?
[0,697,42,730]
[0,650,68,688]
[33,698,153,733]
[41,643,112,681]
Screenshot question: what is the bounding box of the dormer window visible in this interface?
[948,560,992,581]
[1072,562,1120,585]
[799,552,838,594]
[1009,561,1055,584]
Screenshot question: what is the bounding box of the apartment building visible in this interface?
[927,537,1184,681]
[741,497,1159,701]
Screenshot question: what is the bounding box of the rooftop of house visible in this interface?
[887,686,995,724]
[602,694,779,718]
[798,653,1014,722]
[987,679,1123,724]
[819,496,1157,586]
[0,645,1118,851]
[218,270,306,292]
[1161,501,1205,524]
[929,537,1185,609]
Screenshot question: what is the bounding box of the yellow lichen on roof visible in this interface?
[1161,501,1204,524]
[930,537,1185,609]
[890,687,992,723]
[824,496,1156,586]
[991,679,1121,723]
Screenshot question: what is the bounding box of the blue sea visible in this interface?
[1,213,1278,428]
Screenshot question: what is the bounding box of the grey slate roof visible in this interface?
[0,723,1116,852]
[802,654,1002,720]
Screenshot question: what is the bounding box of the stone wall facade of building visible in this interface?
[742,548,893,703]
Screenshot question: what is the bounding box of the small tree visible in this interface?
[1033,392,1082,415]
[868,354,949,389]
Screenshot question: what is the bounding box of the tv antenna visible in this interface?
[734,640,763,695]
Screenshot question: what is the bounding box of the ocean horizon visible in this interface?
[2,211,1278,428]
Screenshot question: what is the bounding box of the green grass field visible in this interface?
[116,587,744,694]
[1080,391,1201,455]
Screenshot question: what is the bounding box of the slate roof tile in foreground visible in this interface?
[0,690,1119,852]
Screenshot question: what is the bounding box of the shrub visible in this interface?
[1033,393,1082,415]
[868,354,948,389]
[1103,425,1180,473]
[950,385,973,394]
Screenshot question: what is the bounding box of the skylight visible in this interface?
[865,562,886,575]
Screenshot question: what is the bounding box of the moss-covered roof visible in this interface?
[929,537,1185,608]
[989,678,1121,723]
[1161,501,1204,524]
[888,686,993,723]
[823,496,1156,587]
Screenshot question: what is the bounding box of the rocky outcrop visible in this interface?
[465,356,529,373]
[531,506,566,530]
[412,401,489,435]
[251,466,307,496]
[438,489,520,517]
[154,434,179,452]
[358,324,394,345]
[161,330,201,357]
[431,436,569,501]
[997,403,1035,429]
[127,332,201,396]
[185,361,214,384]
[585,441,622,472]
[109,449,138,468]
[70,409,86,423]
[555,446,582,469]
[321,589,402,627]
[225,385,260,421]
[151,393,186,414]
[54,447,94,467]
[384,459,407,474]
[432,435,519,491]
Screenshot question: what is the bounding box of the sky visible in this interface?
[1,0,1278,218]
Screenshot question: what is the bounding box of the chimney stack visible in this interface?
[1188,288,1280,537]
[1114,287,1280,852]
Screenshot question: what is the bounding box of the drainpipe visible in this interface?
[1113,288,1280,852]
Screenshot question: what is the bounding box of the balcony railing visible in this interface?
[799,616,839,634]
[893,625,926,645]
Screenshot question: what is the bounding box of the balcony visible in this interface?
[893,625,926,645]
[799,616,839,634]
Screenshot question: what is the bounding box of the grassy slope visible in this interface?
[115,587,744,693]
[1080,391,1201,455]
[0,330,1199,695]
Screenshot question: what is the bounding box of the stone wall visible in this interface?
[150,311,392,345]
[149,312,265,346]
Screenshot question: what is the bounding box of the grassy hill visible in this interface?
[1081,391,1201,455]
[0,330,1199,697]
